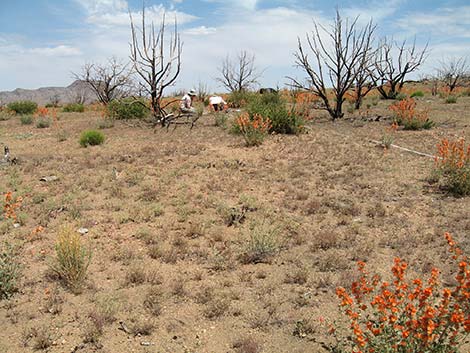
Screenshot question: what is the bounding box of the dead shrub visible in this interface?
[232,336,262,353]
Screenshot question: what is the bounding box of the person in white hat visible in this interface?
[180,89,197,114]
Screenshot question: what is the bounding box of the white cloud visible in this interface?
[29,45,82,57]
[204,0,258,10]
[397,6,470,38]
[74,0,127,14]
[88,4,198,27]
[184,26,217,36]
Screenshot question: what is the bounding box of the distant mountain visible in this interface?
[0,80,97,106]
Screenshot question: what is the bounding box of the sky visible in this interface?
[0,0,469,92]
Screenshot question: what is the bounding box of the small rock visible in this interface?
[140,342,153,346]
[77,228,89,235]
[13,223,20,228]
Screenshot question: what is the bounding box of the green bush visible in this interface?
[0,111,13,121]
[410,90,424,98]
[227,91,253,108]
[7,101,37,115]
[107,98,149,120]
[79,130,105,147]
[214,112,228,128]
[240,223,278,264]
[0,242,20,300]
[63,103,85,112]
[394,92,408,100]
[20,115,34,125]
[247,92,303,134]
[36,117,51,128]
[445,95,457,104]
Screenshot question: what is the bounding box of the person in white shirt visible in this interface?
[209,95,227,112]
[180,89,197,114]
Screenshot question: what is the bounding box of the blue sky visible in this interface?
[0,0,469,92]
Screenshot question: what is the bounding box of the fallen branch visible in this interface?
[370,139,437,159]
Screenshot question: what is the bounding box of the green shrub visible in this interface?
[50,226,91,293]
[247,92,303,134]
[36,117,51,128]
[0,110,13,121]
[107,98,149,120]
[445,95,457,104]
[79,130,105,147]
[7,101,37,115]
[214,112,228,128]
[20,115,34,125]
[227,91,253,108]
[410,90,424,98]
[0,242,20,300]
[394,92,408,100]
[63,103,85,113]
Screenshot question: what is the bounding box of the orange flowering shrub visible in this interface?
[3,192,22,221]
[389,98,433,130]
[334,233,470,353]
[434,137,470,195]
[236,112,271,146]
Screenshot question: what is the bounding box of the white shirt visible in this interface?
[209,96,226,105]
[180,94,192,109]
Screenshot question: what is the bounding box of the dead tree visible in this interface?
[437,57,469,92]
[74,57,132,105]
[129,7,182,126]
[217,51,261,92]
[289,10,376,120]
[372,38,428,99]
[352,34,378,109]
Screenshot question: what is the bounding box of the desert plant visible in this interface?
[247,92,304,134]
[410,90,424,98]
[390,98,434,130]
[0,242,20,299]
[333,232,470,353]
[7,100,37,115]
[49,225,91,293]
[19,115,33,125]
[107,98,149,120]
[36,117,51,128]
[445,95,457,104]
[240,222,279,264]
[62,103,85,113]
[434,137,470,196]
[236,113,271,147]
[227,90,253,108]
[214,112,228,127]
[79,130,105,147]
[0,110,13,121]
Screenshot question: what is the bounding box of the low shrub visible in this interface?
[333,233,470,353]
[390,98,434,130]
[236,113,271,147]
[36,117,51,128]
[79,130,105,147]
[7,100,37,115]
[394,92,408,100]
[248,92,304,134]
[62,103,84,112]
[0,110,13,121]
[410,90,424,98]
[445,95,457,104]
[49,225,91,293]
[107,98,149,120]
[227,91,253,108]
[240,223,278,264]
[0,242,20,299]
[434,137,470,196]
[214,112,228,128]
[19,115,33,125]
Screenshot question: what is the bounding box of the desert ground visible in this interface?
[0,88,470,352]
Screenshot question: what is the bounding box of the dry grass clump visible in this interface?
[240,223,279,264]
[49,225,91,293]
[232,336,262,353]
